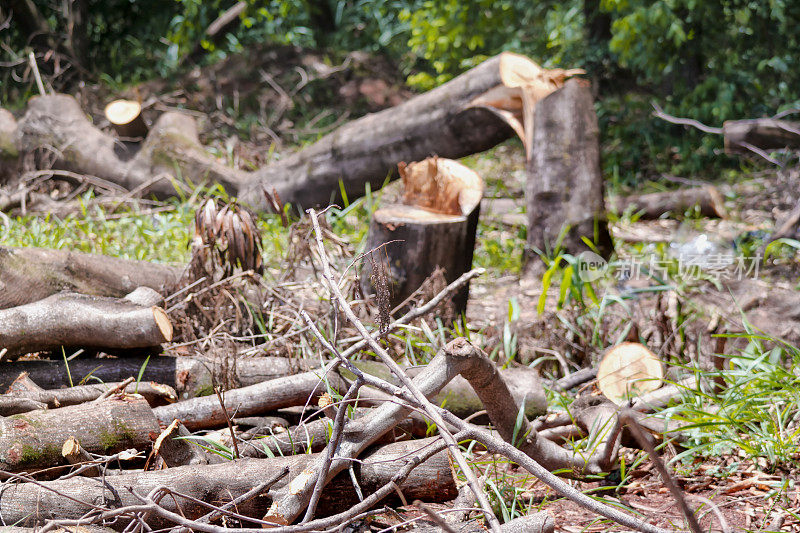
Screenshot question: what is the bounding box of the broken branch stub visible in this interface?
[360,157,483,316]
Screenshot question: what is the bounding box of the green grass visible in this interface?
[1,190,289,265]
[666,331,800,470]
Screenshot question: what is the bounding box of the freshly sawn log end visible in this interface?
[597,342,664,405]
[104,99,148,139]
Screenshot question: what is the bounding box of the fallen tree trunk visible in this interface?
[723,118,800,154]
[0,246,181,309]
[607,185,727,219]
[0,437,455,529]
[0,396,159,472]
[2,352,543,419]
[348,359,547,420]
[8,53,580,210]
[0,292,173,359]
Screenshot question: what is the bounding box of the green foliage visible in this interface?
[668,332,800,469]
[0,191,287,265]
[5,0,800,183]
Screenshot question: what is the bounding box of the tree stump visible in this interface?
[524,78,612,274]
[104,99,148,139]
[360,157,483,317]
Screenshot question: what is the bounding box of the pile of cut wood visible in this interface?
[4,51,794,532]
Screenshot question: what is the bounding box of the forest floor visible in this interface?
[4,44,800,531]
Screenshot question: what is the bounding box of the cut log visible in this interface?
[0,437,456,529]
[0,396,47,416]
[1,353,542,420]
[723,118,800,154]
[234,408,426,458]
[0,354,313,398]
[347,359,547,420]
[0,246,181,309]
[9,53,582,210]
[525,78,612,273]
[0,292,173,359]
[0,396,159,472]
[104,99,148,139]
[5,372,177,408]
[597,342,664,405]
[608,186,727,219]
[152,369,347,430]
[360,158,483,316]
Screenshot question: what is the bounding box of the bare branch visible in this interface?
[651,102,723,134]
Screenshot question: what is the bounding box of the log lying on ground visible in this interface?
[2,353,542,419]
[4,372,177,409]
[607,185,727,219]
[361,158,483,315]
[0,396,159,472]
[723,118,800,154]
[416,513,554,533]
[349,359,547,420]
[8,53,581,210]
[0,292,173,360]
[152,369,347,430]
[3,526,119,533]
[0,437,456,529]
[0,354,312,398]
[525,78,612,273]
[0,246,181,309]
[235,408,427,458]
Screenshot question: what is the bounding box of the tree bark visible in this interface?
[608,185,726,219]
[347,359,547,420]
[0,246,181,309]
[152,370,347,430]
[0,396,159,472]
[4,372,177,409]
[0,354,311,399]
[9,53,581,211]
[723,118,800,154]
[361,205,479,316]
[0,437,455,529]
[525,78,612,272]
[0,353,543,419]
[360,158,483,316]
[0,292,172,359]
